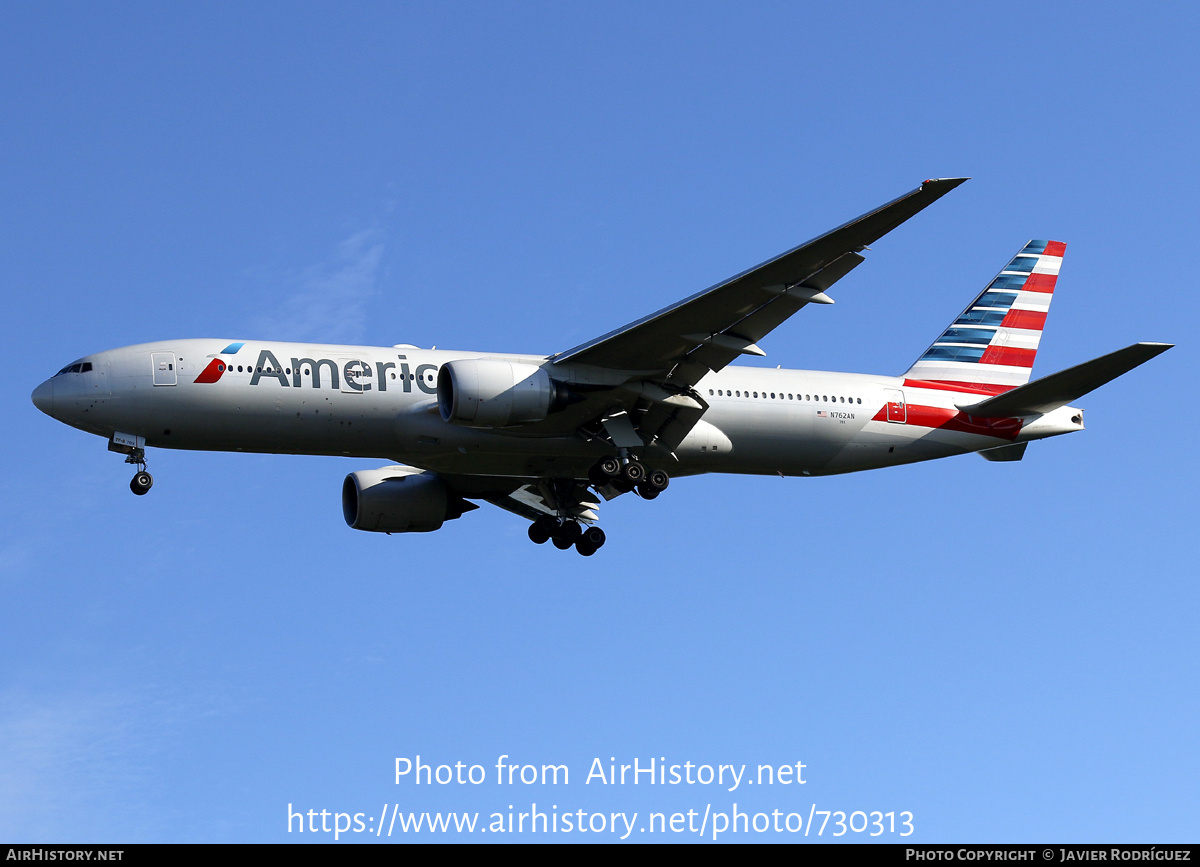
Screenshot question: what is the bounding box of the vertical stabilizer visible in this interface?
[904,240,1065,394]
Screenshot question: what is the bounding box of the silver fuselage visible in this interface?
[32,339,1083,483]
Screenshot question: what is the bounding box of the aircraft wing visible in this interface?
[552,178,968,388]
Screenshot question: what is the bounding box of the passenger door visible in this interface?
[151,352,178,386]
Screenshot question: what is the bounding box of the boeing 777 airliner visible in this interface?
[31,179,1171,555]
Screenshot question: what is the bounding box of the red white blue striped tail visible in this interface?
[903,240,1065,394]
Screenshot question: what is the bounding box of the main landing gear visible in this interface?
[528,516,606,556]
[587,456,669,500]
[525,458,670,556]
[126,448,153,496]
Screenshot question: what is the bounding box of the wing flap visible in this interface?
[485,481,603,524]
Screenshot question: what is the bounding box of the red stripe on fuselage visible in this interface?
[872,403,1022,440]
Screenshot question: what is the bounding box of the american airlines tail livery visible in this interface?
[31,179,1170,555]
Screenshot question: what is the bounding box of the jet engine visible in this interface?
[437,359,573,427]
[342,466,475,533]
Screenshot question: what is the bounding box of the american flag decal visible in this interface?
[816,410,827,417]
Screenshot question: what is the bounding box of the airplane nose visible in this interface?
[31,379,54,415]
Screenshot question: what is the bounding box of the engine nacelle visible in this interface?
[342,466,453,533]
[437,359,568,427]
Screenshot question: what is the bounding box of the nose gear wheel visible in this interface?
[124,447,153,496]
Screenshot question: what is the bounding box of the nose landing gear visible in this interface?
[108,434,154,496]
[125,448,153,496]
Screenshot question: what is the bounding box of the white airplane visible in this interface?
[31,178,1170,555]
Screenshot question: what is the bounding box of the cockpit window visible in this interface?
[54,361,92,376]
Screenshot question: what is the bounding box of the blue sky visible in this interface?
[2,1,1196,843]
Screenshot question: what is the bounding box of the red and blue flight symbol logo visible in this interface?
[193,343,245,383]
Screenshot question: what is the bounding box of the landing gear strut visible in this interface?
[125,448,153,496]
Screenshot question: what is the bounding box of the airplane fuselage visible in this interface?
[32,339,1084,482]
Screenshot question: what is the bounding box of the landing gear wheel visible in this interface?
[123,446,152,496]
[575,526,606,556]
[548,519,583,550]
[130,471,153,496]
[528,519,552,545]
[621,460,646,485]
[589,456,623,487]
[636,483,659,500]
[636,467,669,499]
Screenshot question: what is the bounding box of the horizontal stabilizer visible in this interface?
[957,342,1172,418]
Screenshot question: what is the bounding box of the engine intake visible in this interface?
[343,466,474,533]
[437,359,572,427]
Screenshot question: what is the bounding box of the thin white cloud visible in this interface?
[253,229,386,344]
[0,680,240,841]
[0,688,155,840]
